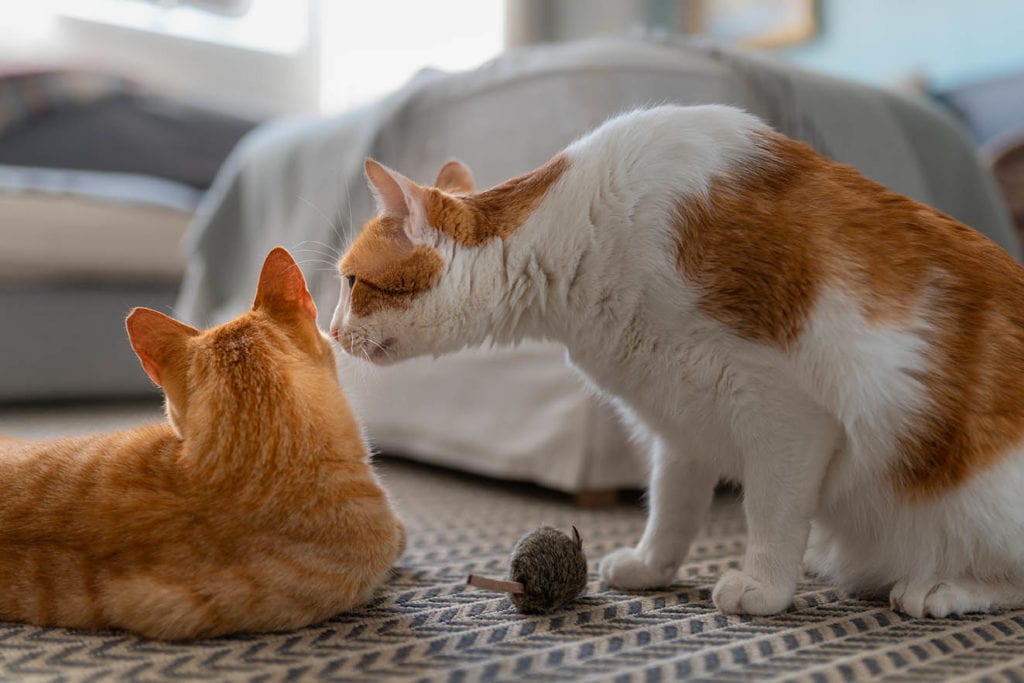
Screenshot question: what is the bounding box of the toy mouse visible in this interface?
[467,526,588,613]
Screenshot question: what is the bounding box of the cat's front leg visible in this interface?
[712,391,840,615]
[599,435,719,590]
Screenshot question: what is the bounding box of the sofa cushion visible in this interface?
[0,166,196,284]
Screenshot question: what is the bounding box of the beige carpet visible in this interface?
[2,402,1024,681]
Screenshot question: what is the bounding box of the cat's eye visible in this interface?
[345,274,356,288]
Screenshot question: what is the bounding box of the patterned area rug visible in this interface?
[3,457,1024,682]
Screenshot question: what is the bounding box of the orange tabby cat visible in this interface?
[0,247,405,640]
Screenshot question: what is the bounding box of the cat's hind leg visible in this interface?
[890,577,1024,618]
[102,574,219,640]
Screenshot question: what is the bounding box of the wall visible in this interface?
[506,0,680,46]
[779,0,1024,90]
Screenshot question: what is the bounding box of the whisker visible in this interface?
[332,169,359,252]
[292,240,341,260]
[299,194,352,280]
[298,195,342,238]
[294,257,342,270]
[363,336,394,362]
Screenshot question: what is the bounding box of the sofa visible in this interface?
[0,70,255,401]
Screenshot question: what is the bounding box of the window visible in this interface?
[318,0,505,114]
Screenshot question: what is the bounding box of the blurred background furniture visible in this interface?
[987,129,1024,246]
[935,71,1024,250]
[0,69,256,400]
[175,36,1019,494]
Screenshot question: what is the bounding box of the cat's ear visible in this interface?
[126,308,199,387]
[364,158,408,217]
[253,246,318,321]
[434,159,476,193]
[364,158,432,243]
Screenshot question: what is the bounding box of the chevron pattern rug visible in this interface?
[3,457,1024,681]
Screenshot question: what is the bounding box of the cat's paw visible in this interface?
[801,525,833,579]
[890,579,986,618]
[599,547,677,590]
[712,569,794,615]
[802,544,827,578]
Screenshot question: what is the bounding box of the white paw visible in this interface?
[890,579,986,618]
[712,569,794,615]
[802,544,827,578]
[801,526,832,579]
[599,547,678,590]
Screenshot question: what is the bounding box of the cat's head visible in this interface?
[332,156,567,364]
[126,247,336,437]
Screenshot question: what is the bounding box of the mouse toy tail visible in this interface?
[466,574,525,594]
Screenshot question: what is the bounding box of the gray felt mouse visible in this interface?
[467,526,588,613]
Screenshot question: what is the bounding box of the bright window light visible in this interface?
[318,0,506,114]
[57,0,310,55]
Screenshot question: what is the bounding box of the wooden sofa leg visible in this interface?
[573,489,619,507]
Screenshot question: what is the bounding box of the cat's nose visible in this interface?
[330,325,341,341]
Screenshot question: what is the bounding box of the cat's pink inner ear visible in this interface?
[125,307,198,387]
[434,160,476,193]
[136,350,162,386]
[254,247,318,320]
[365,158,412,218]
[364,158,434,244]
[403,186,434,244]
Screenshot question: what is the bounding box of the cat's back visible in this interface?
[0,423,178,477]
[567,105,768,186]
[0,424,184,543]
[765,131,1024,319]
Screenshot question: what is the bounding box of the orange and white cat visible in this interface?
[332,105,1024,618]
[0,247,405,639]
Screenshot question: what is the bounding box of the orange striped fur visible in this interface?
[0,248,404,640]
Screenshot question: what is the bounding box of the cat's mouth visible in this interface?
[339,331,397,364]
